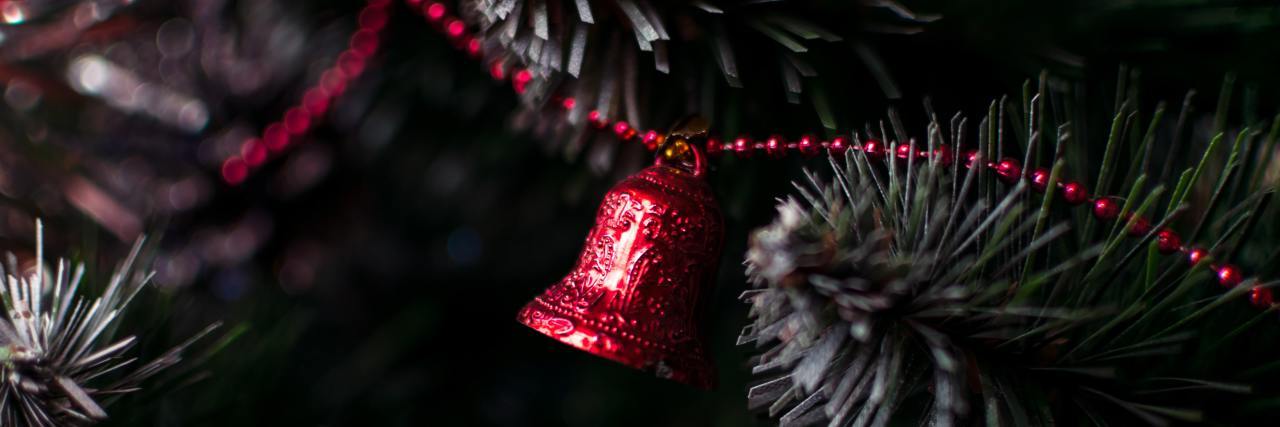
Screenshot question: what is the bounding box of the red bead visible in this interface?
[1156,229,1181,254]
[240,138,268,167]
[320,69,348,94]
[1126,215,1151,237]
[264,123,289,152]
[561,97,576,110]
[706,138,723,156]
[587,111,606,129]
[642,130,661,147]
[797,135,818,157]
[1187,247,1208,265]
[349,29,380,57]
[1250,286,1274,308]
[993,158,1021,184]
[963,149,980,169]
[863,139,884,158]
[445,19,466,38]
[358,5,389,31]
[1062,182,1088,205]
[465,37,482,57]
[221,157,248,185]
[829,137,849,155]
[733,137,752,158]
[337,51,367,77]
[765,135,785,158]
[612,121,629,136]
[934,144,954,167]
[302,88,331,117]
[1217,264,1243,288]
[1027,168,1050,192]
[512,69,533,94]
[895,143,913,160]
[612,122,636,141]
[488,61,506,80]
[284,107,311,135]
[1092,197,1120,220]
[425,2,446,21]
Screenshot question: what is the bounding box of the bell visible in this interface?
[517,118,723,389]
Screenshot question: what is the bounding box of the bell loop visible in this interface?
[655,115,711,178]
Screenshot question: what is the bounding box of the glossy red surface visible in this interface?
[1092,197,1120,220]
[1156,229,1181,254]
[1062,181,1088,205]
[994,158,1022,184]
[1250,286,1274,308]
[1217,264,1243,288]
[1029,168,1050,192]
[517,155,723,389]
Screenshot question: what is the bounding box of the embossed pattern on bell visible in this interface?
[517,163,723,389]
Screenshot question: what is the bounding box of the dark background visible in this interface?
[2,1,1276,426]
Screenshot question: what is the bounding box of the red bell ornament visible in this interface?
[517,119,724,389]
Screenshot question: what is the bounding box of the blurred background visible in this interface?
[2,0,1280,425]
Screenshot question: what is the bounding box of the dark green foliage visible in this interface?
[742,75,1279,425]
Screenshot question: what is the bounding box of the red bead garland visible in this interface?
[396,0,1267,314]
[221,0,389,185]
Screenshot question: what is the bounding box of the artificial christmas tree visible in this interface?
[2,0,1280,425]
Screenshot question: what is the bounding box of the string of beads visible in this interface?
[230,0,1271,310]
[409,0,1272,309]
[220,0,391,185]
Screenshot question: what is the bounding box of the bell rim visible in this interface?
[517,297,716,389]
